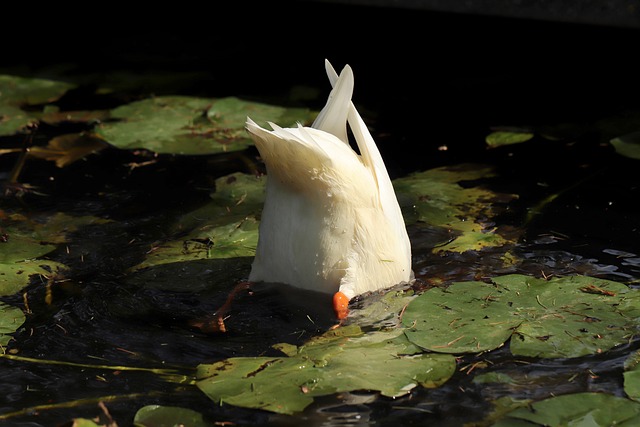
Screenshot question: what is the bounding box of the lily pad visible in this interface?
[1,213,108,295]
[394,164,518,253]
[0,74,75,106]
[131,173,264,271]
[491,393,640,427]
[0,74,76,136]
[95,96,314,155]
[0,302,26,347]
[611,131,640,160]
[486,130,534,148]
[133,405,209,427]
[0,232,61,296]
[402,274,640,358]
[0,104,35,136]
[196,325,456,414]
[624,350,640,401]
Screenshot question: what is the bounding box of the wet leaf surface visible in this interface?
[133,405,209,427]
[95,96,315,155]
[394,164,518,253]
[491,393,640,427]
[402,274,640,357]
[196,325,456,414]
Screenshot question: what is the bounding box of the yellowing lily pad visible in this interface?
[95,96,314,155]
[402,274,640,358]
[196,325,456,414]
[28,133,108,167]
[394,164,518,253]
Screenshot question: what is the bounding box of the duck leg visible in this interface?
[190,281,252,333]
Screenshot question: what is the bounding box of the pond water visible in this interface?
[2,2,640,426]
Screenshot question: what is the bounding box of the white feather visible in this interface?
[245,60,413,306]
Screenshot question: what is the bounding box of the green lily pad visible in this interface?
[0,213,108,295]
[95,96,314,155]
[0,231,61,296]
[394,164,518,253]
[0,104,35,136]
[69,420,103,427]
[624,350,640,401]
[486,130,534,148]
[196,325,456,414]
[133,405,209,427]
[131,173,264,271]
[0,74,76,136]
[0,74,75,106]
[0,302,26,347]
[611,131,640,160]
[492,393,640,427]
[402,274,640,358]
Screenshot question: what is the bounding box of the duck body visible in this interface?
[246,60,412,319]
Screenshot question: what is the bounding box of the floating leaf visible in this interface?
[196,326,456,414]
[0,213,108,295]
[70,419,103,427]
[130,173,264,271]
[624,350,640,401]
[133,405,209,427]
[96,96,314,155]
[0,302,25,347]
[611,131,640,160]
[40,108,111,126]
[486,130,534,148]
[0,231,61,296]
[394,164,518,253]
[491,393,640,426]
[0,104,35,136]
[402,274,640,358]
[0,74,75,106]
[0,74,76,136]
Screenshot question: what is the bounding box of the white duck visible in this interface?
[245,60,412,320]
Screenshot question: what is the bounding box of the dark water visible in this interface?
[2,2,640,426]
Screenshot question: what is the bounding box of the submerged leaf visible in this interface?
[402,274,640,358]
